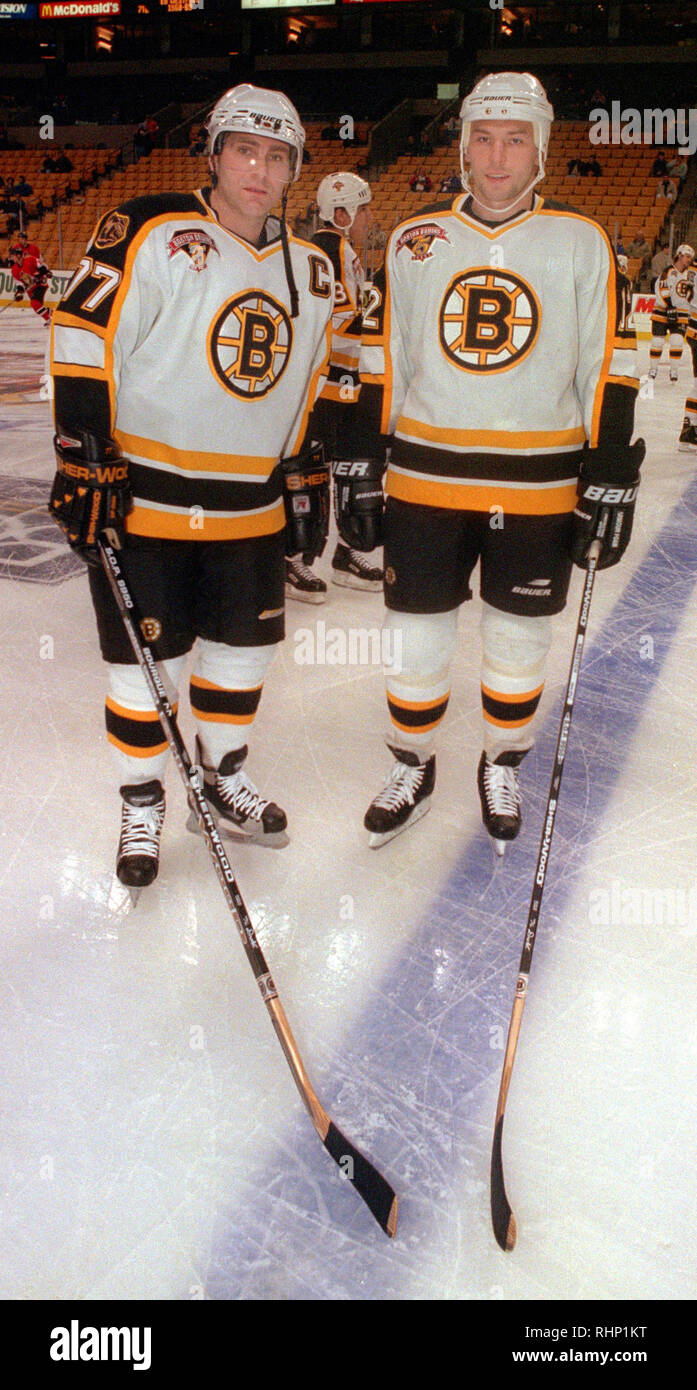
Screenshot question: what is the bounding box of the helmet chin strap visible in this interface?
[280,185,299,319]
[462,168,542,217]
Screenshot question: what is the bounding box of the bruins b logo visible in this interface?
[439,267,540,373]
[208,291,292,397]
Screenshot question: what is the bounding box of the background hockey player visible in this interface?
[358,70,643,851]
[49,84,334,890]
[9,230,51,322]
[286,169,384,603]
[671,257,697,451]
[649,243,695,382]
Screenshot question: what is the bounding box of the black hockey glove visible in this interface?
[49,427,132,567]
[570,439,645,571]
[332,457,385,552]
[282,443,329,562]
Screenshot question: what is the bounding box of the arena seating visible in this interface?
[0,121,673,283]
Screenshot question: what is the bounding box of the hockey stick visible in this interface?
[97,535,398,1239]
[490,533,603,1252]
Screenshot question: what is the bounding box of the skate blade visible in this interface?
[186,808,289,849]
[331,573,382,592]
[678,441,697,453]
[367,797,431,849]
[108,875,144,912]
[284,584,326,605]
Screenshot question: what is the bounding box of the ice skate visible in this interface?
[187,738,289,848]
[116,779,165,901]
[331,542,383,592]
[477,751,524,857]
[285,557,327,604]
[678,417,697,452]
[364,744,435,848]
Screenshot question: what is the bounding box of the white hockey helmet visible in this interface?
[317,171,371,229]
[206,83,305,181]
[676,243,695,261]
[617,253,628,273]
[459,71,554,187]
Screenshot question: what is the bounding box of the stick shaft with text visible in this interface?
[491,536,603,1252]
[98,536,398,1239]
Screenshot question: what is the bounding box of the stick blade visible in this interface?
[324,1122,398,1238]
[491,1116,517,1252]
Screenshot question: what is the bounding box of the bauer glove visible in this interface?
[570,439,644,571]
[332,457,385,552]
[49,427,132,567]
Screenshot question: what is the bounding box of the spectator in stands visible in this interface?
[667,151,689,185]
[418,129,434,157]
[442,114,460,146]
[651,151,668,177]
[54,151,74,173]
[651,243,671,281]
[627,233,651,261]
[587,156,602,177]
[367,222,387,252]
[134,123,151,160]
[188,126,206,157]
[655,175,677,203]
[439,172,462,194]
[409,169,432,192]
[627,232,652,287]
[41,154,57,173]
[13,174,33,197]
[145,115,159,147]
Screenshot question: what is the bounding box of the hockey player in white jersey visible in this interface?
[48,84,334,889]
[670,257,697,450]
[286,169,384,602]
[649,243,694,382]
[357,71,643,851]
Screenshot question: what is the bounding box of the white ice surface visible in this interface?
[0,311,695,1301]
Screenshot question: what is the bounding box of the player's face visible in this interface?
[466,121,539,214]
[210,132,292,240]
[675,252,693,272]
[350,204,372,248]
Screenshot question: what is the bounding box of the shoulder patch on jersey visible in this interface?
[94,211,130,250]
[167,228,219,271]
[395,222,450,262]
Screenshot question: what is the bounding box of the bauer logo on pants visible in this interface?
[207,291,292,398]
[439,267,540,373]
